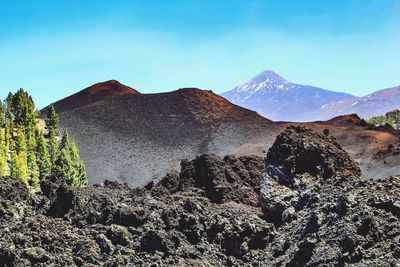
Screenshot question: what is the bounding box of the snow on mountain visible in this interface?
[320,86,400,119]
[222,70,354,122]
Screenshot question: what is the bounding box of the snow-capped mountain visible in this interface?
[222,70,354,121]
[319,86,400,119]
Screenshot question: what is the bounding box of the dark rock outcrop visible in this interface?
[0,126,398,266]
[266,125,361,182]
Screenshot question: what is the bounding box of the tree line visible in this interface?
[368,109,400,130]
[0,89,87,189]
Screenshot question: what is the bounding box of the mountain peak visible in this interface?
[42,80,140,114]
[230,70,289,95]
[85,80,140,96]
[222,69,356,121]
[255,70,287,83]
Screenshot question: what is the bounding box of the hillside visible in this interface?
[41,81,400,186]
[42,81,273,186]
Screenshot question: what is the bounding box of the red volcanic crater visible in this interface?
[44,80,140,113]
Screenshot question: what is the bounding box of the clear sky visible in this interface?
[0,0,399,108]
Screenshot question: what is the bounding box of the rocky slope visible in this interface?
[0,126,399,266]
[42,81,273,186]
[41,81,400,186]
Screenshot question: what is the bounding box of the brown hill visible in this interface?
[42,82,272,186]
[43,80,140,113]
[42,81,400,186]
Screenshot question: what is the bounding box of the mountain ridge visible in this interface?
[222,70,400,121]
[222,70,354,121]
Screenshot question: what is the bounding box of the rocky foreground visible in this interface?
[0,126,399,266]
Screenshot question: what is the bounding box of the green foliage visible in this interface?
[368,109,400,129]
[46,104,60,133]
[0,102,5,127]
[36,129,51,180]
[54,130,87,186]
[0,90,88,189]
[10,128,29,185]
[48,129,59,166]
[27,149,40,187]
[0,128,8,176]
[10,89,38,129]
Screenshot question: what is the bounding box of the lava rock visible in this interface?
[266,125,361,181]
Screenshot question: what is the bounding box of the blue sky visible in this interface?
[0,0,399,108]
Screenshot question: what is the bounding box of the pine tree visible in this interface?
[46,104,60,167]
[0,128,8,176]
[10,128,28,185]
[27,150,39,187]
[48,129,59,166]
[368,109,400,130]
[1,90,87,188]
[0,100,7,176]
[60,129,70,150]
[54,130,87,186]
[54,145,74,185]
[46,104,60,132]
[69,140,87,186]
[4,94,14,148]
[0,101,5,127]
[36,129,51,180]
[26,126,39,185]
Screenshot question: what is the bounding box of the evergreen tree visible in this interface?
[36,129,51,180]
[54,130,87,186]
[4,118,13,148]
[4,94,14,148]
[27,150,39,187]
[46,104,60,167]
[46,104,60,133]
[60,129,70,150]
[0,128,8,176]
[10,128,28,185]
[69,140,87,186]
[48,129,59,166]
[368,109,400,129]
[10,89,37,128]
[1,90,87,188]
[0,101,5,127]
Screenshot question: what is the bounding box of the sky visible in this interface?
[0,0,399,108]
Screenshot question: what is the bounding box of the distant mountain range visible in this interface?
[222,70,400,121]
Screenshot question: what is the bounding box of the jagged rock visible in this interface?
[96,234,114,254]
[287,236,317,266]
[47,186,75,218]
[259,174,298,225]
[22,247,50,265]
[0,126,398,266]
[266,125,361,181]
[0,247,16,266]
[0,176,30,202]
[158,154,264,206]
[106,224,132,246]
[140,230,175,255]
